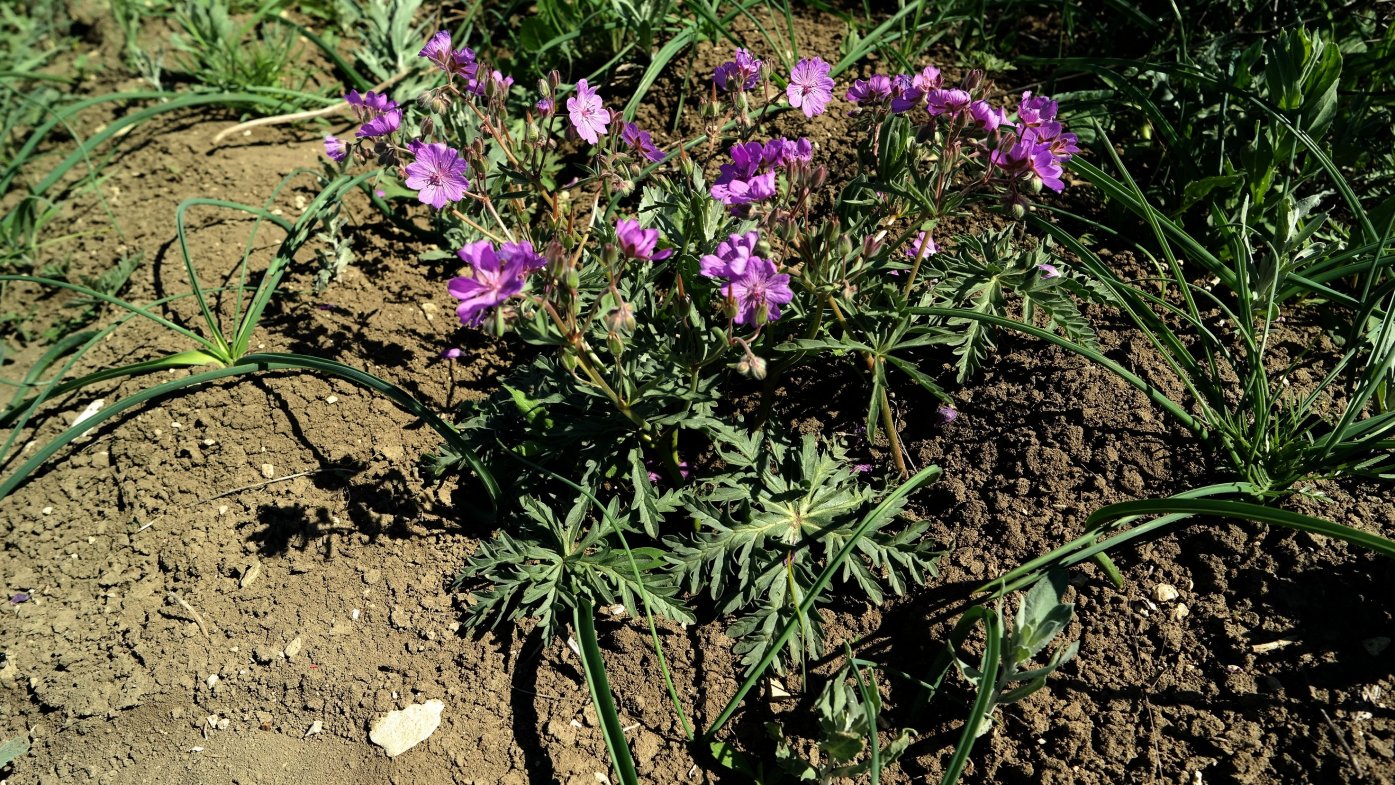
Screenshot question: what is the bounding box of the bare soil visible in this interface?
[3,9,1394,785]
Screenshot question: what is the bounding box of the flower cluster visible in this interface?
[700,231,794,326]
[346,90,402,138]
[710,137,812,207]
[987,92,1079,195]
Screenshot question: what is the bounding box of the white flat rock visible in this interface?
[369,700,444,757]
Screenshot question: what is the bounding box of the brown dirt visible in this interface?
[3,6,1395,785]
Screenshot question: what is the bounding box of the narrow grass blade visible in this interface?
[938,605,1001,785]
[574,598,640,785]
[1089,498,1395,559]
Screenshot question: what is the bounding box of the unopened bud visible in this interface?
[547,70,562,91]
[737,355,768,380]
[604,303,637,334]
[862,230,886,258]
[811,165,828,189]
[602,243,619,267]
[963,69,985,91]
[1006,194,1029,220]
[1028,175,1044,195]
[839,234,854,258]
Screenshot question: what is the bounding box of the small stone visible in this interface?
[1153,583,1180,602]
[304,720,323,737]
[261,463,275,479]
[325,396,338,404]
[205,674,219,690]
[239,561,261,589]
[1172,603,1190,621]
[284,637,303,660]
[1364,637,1391,657]
[369,700,444,757]
[42,507,53,515]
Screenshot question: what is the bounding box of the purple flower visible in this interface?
[10,592,30,604]
[890,75,923,114]
[419,30,476,78]
[497,240,548,273]
[904,231,938,259]
[615,218,672,261]
[567,79,610,145]
[968,100,1007,131]
[724,257,794,325]
[419,30,452,68]
[448,241,530,327]
[346,90,402,138]
[926,88,971,117]
[853,463,873,473]
[441,347,464,360]
[912,66,942,93]
[323,135,347,162]
[536,98,555,117]
[709,138,810,206]
[1017,91,1058,126]
[787,57,834,118]
[714,48,762,92]
[700,230,761,278]
[621,122,666,163]
[404,142,470,209]
[468,69,513,98]
[1037,263,1060,279]
[937,405,958,425]
[846,74,894,107]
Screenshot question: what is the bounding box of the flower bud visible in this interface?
[604,302,637,334]
[839,234,854,258]
[602,242,619,268]
[862,230,886,258]
[737,355,768,380]
[1028,175,1044,194]
[963,69,985,91]
[547,70,562,91]
[1007,194,1029,220]
[811,165,828,190]
[607,334,625,356]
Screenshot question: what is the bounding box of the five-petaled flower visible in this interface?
[714,48,763,92]
[567,79,610,145]
[448,241,532,327]
[346,90,402,138]
[621,122,666,163]
[787,57,835,118]
[615,219,672,261]
[404,142,470,209]
[724,257,794,325]
[323,135,348,162]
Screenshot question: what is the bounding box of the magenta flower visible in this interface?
[468,69,513,98]
[700,230,760,278]
[787,57,834,118]
[621,122,666,163]
[448,241,530,327]
[1037,263,1060,279]
[913,66,943,92]
[536,98,555,117]
[846,74,894,107]
[904,231,938,259]
[709,138,810,207]
[724,257,794,325]
[404,142,470,209]
[926,88,971,117]
[441,347,464,360]
[714,49,762,92]
[498,240,547,273]
[419,30,476,78]
[323,135,347,162]
[1017,91,1059,126]
[567,79,610,145]
[890,75,923,114]
[968,100,1007,131]
[615,218,672,261]
[937,405,958,425]
[346,90,402,138]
